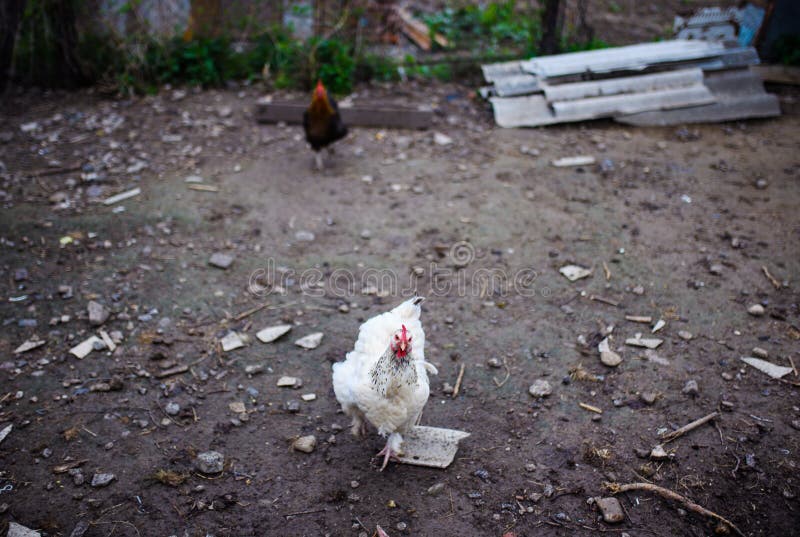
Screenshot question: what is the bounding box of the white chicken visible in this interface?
[332,296,438,470]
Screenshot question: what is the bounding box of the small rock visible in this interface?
[433,132,453,145]
[195,451,225,474]
[650,445,670,460]
[338,304,350,313]
[7,522,41,537]
[640,392,657,405]
[747,304,765,317]
[752,347,768,359]
[632,285,645,295]
[427,482,446,496]
[791,420,800,431]
[524,463,537,472]
[678,330,693,341]
[442,382,454,394]
[208,252,234,269]
[245,364,264,375]
[87,301,110,326]
[220,331,244,352]
[295,332,323,349]
[559,264,592,282]
[14,267,29,281]
[360,229,372,240]
[301,393,316,402]
[595,497,625,523]
[528,379,552,398]
[295,230,315,242]
[755,178,768,189]
[284,400,300,413]
[277,376,302,388]
[709,264,723,275]
[91,473,116,487]
[229,401,246,414]
[721,372,734,381]
[682,379,699,397]
[292,435,316,453]
[396,521,408,532]
[256,324,292,343]
[487,358,501,369]
[69,520,89,537]
[218,105,233,117]
[600,350,622,367]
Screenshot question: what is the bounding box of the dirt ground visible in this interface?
[1,69,800,537]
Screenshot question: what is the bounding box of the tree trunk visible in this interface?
[539,0,563,55]
[0,0,27,91]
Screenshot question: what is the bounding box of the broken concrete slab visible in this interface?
[256,324,292,343]
[295,332,323,349]
[740,356,793,379]
[69,336,103,359]
[395,426,470,469]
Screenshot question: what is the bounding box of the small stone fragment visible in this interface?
[301,393,316,402]
[640,392,657,405]
[165,402,180,415]
[87,301,110,326]
[277,376,302,388]
[752,347,768,359]
[650,445,670,460]
[528,379,552,397]
[220,331,245,352]
[559,264,592,282]
[427,482,446,496]
[91,473,116,487]
[229,401,246,414]
[682,380,699,397]
[292,435,317,453]
[195,451,225,474]
[208,252,235,269]
[7,522,41,537]
[256,324,292,343]
[747,304,765,317]
[295,332,323,349]
[678,330,693,341]
[595,497,625,523]
[709,264,723,276]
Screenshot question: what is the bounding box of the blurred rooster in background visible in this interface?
[332,297,437,470]
[303,80,348,170]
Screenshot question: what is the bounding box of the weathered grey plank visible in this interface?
[255,102,432,130]
[494,73,540,97]
[481,60,525,82]
[521,40,727,78]
[615,93,780,126]
[542,68,703,102]
[552,83,715,121]
[489,95,557,128]
[615,70,779,125]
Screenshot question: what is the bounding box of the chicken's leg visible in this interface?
[314,152,324,171]
[376,432,403,471]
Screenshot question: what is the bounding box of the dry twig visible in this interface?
[452,364,466,398]
[492,359,510,388]
[761,265,781,289]
[604,482,745,537]
[660,411,718,444]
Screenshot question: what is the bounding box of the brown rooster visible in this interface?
[303,80,348,170]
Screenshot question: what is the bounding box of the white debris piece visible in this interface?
[552,155,596,167]
[277,376,301,388]
[652,319,666,333]
[625,334,663,349]
[0,424,12,445]
[98,329,116,352]
[599,337,622,367]
[301,393,317,402]
[69,335,103,359]
[559,264,593,281]
[14,339,45,354]
[395,426,470,468]
[295,332,324,349]
[740,357,793,379]
[103,187,141,206]
[7,522,41,537]
[256,324,292,343]
[220,331,245,352]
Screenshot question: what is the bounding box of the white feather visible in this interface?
[332,297,436,447]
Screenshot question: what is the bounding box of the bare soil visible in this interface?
[1,73,799,537]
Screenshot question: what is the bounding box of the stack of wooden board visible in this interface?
[481,39,780,127]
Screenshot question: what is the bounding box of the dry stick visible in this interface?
[452,364,466,399]
[590,295,620,307]
[761,265,781,289]
[493,359,510,388]
[605,482,745,537]
[234,302,269,321]
[602,261,611,281]
[660,411,719,444]
[789,356,798,377]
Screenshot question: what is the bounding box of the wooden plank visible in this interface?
[552,83,715,121]
[395,7,448,50]
[751,64,800,86]
[255,102,433,130]
[521,40,727,78]
[542,68,703,102]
